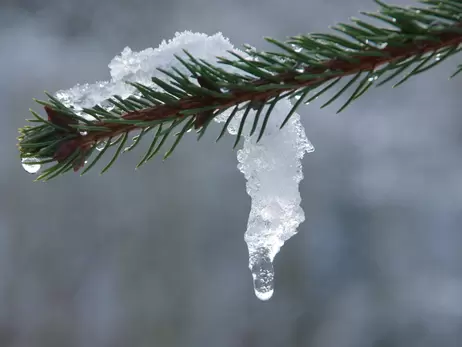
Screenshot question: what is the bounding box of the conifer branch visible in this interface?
[18,0,462,180]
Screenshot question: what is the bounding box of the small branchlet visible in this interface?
[17,0,462,181]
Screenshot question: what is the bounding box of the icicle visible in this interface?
[218,99,314,301]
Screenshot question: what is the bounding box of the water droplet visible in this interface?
[250,251,275,301]
[368,75,378,82]
[291,44,302,53]
[245,55,258,62]
[291,94,302,101]
[244,45,257,54]
[21,157,41,174]
[435,53,441,61]
[80,131,88,136]
[96,141,107,151]
[365,40,387,49]
[296,66,304,73]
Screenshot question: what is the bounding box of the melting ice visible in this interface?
[50,31,314,300]
[216,99,313,300]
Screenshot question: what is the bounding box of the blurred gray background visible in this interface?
[1,0,462,346]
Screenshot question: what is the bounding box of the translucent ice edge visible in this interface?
[47,30,314,301]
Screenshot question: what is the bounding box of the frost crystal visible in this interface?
[52,31,314,300]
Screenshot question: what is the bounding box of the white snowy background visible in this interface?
[1,0,462,346]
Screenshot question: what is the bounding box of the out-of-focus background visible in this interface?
[1,0,462,346]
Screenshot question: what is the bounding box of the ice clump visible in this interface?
[52,31,314,300]
[53,31,242,118]
[216,100,314,300]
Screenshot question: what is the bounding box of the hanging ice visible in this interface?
[242,109,313,300]
[215,101,313,300]
[51,31,314,300]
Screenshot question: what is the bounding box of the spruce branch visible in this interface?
[17,0,462,181]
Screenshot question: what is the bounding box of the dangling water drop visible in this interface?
[21,157,41,174]
[249,248,275,301]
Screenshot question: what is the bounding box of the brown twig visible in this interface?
[50,26,462,159]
